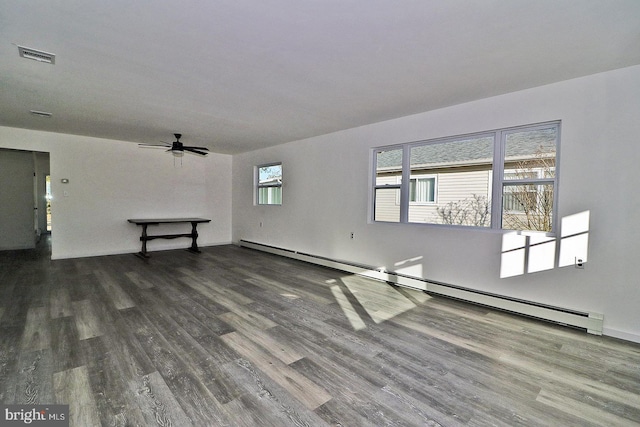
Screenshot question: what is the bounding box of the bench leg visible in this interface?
[188,222,201,253]
[138,224,150,258]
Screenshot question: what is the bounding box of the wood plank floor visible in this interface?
[1,237,640,426]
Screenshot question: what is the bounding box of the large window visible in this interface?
[373,122,559,232]
[256,163,282,205]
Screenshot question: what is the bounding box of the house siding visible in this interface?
[376,169,492,224]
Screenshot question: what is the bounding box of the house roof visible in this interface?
[377,127,557,171]
[1,2,639,154]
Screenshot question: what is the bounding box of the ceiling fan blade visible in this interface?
[183,147,208,156]
[139,142,170,147]
[183,145,209,151]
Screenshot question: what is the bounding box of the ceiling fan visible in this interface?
[139,133,209,156]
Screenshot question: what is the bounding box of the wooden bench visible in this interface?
[127,218,211,258]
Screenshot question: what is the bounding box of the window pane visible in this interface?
[409,179,416,201]
[417,178,435,202]
[258,187,282,205]
[374,188,400,222]
[410,136,494,170]
[259,164,282,183]
[258,187,268,204]
[374,149,402,221]
[502,183,554,232]
[257,163,282,205]
[408,136,493,226]
[376,148,402,184]
[411,194,491,226]
[409,177,435,203]
[504,127,557,180]
[272,187,282,204]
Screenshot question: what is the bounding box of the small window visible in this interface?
[409,176,436,204]
[373,148,402,222]
[256,163,282,205]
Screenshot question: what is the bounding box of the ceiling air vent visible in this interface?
[18,46,55,64]
[30,110,53,118]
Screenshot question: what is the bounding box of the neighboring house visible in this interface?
[374,127,557,231]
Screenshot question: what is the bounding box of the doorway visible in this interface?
[46,174,52,232]
[0,149,50,250]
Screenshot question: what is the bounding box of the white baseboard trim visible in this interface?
[0,244,36,251]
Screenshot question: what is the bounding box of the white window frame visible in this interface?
[493,124,559,232]
[409,174,437,205]
[255,162,282,206]
[372,121,560,233]
[394,174,437,205]
[373,146,405,222]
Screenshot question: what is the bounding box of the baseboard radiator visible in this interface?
[239,240,604,335]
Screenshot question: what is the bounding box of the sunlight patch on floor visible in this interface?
[401,287,432,304]
[330,285,367,330]
[341,276,417,324]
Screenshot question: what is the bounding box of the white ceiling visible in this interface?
[1,1,639,154]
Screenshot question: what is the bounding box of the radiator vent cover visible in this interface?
[18,46,55,64]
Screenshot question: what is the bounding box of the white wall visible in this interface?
[0,149,35,250]
[0,128,232,259]
[233,65,640,342]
